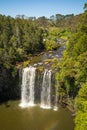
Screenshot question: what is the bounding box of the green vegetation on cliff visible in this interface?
[55,3,87,130]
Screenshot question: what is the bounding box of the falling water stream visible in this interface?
[40,69,51,109]
[19,66,36,108]
[19,66,58,110]
[53,86,58,111]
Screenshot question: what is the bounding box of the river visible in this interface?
[0,101,74,130]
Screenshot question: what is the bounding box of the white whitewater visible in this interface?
[40,69,51,109]
[53,86,58,111]
[19,66,36,108]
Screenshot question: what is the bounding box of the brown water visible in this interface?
[0,101,74,130]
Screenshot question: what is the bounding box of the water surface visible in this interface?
[0,101,74,130]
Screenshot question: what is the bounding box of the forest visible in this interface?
[0,3,87,130]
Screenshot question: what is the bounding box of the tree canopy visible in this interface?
[55,3,87,130]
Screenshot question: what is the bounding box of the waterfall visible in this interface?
[40,69,51,109]
[53,86,58,111]
[19,66,36,108]
[19,66,58,111]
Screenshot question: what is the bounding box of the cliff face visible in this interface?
[0,67,20,102]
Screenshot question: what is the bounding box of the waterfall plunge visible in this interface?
[40,69,51,109]
[53,86,58,111]
[19,66,58,110]
[19,66,36,108]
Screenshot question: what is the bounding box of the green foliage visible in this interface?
[44,28,61,50]
[56,3,87,97]
[75,83,87,130]
[0,15,45,70]
[75,112,87,130]
[0,13,81,72]
[54,3,87,130]
[23,60,30,68]
[84,3,87,11]
[45,39,57,51]
[37,66,44,72]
